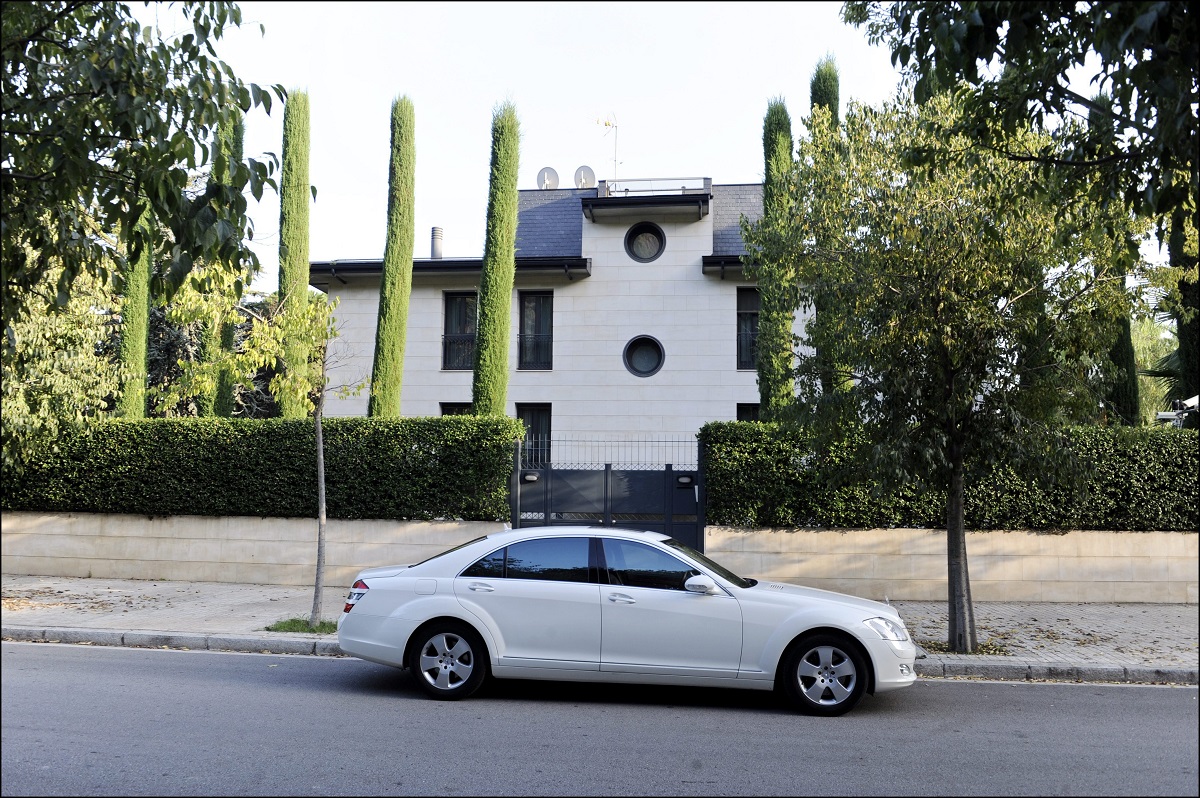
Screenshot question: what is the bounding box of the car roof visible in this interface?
[483,526,671,545]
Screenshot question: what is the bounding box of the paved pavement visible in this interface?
[1,573,1196,685]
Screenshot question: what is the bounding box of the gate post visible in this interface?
[510,440,521,529]
[603,463,613,526]
[664,463,674,538]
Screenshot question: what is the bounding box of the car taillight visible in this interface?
[344,579,368,613]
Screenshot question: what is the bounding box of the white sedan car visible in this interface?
[337,526,916,716]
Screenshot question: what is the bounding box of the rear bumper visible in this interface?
[337,612,423,669]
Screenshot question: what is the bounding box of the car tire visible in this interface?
[780,634,868,716]
[408,622,488,701]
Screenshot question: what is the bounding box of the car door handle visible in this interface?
[467,583,495,592]
[608,593,636,604]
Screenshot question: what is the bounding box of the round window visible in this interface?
[623,335,664,377]
[624,222,665,263]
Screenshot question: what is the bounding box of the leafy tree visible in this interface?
[743,92,1137,652]
[472,102,520,416]
[368,96,417,417]
[2,1,283,354]
[277,89,313,419]
[115,212,152,418]
[750,98,797,420]
[842,0,1198,422]
[1,261,123,475]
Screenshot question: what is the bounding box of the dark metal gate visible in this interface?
[509,437,705,551]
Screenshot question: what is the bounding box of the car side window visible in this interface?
[506,537,591,583]
[461,547,505,578]
[462,538,592,583]
[602,539,699,591]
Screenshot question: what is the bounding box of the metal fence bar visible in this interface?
[518,435,698,470]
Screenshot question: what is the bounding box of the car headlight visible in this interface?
[864,616,909,642]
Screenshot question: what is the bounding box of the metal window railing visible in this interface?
[518,333,553,370]
[736,330,758,370]
[442,334,476,370]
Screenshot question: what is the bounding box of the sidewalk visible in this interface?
[2,573,1196,684]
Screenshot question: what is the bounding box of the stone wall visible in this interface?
[2,513,1195,602]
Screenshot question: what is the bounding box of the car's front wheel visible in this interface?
[408,622,487,700]
[781,634,868,716]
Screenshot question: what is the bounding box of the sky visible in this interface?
[145,1,908,294]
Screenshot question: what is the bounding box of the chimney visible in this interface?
[431,227,443,259]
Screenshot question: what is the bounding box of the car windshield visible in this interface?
[661,538,756,589]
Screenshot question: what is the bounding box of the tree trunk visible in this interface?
[309,388,327,628]
[946,444,977,653]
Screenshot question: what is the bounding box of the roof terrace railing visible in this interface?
[599,177,709,197]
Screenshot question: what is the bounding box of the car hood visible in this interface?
[745,580,900,618]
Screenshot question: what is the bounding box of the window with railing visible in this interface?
[443,292,477,370]
[518,291,553,370]
[516,403,551,467]
[736,287,760,370]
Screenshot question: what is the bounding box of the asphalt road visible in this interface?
[2,643,1197,797]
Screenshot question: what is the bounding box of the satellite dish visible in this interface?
[536,167,559,190]
[574,165,596,189]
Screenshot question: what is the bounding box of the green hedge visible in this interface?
[2,416,526,521]
[698,422,1198,531]
[5,417,1193,531]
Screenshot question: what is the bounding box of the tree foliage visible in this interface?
[472,101,520,416]
[842,1,1196,227]
[369,96,417,418]
[742,92,1144,651]
[1,1,284,352]
[842,1,1199,418]
[196,107,246,417]
[1,260,123,475]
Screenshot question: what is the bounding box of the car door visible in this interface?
[599,537,742,678]
[454,535,601,671]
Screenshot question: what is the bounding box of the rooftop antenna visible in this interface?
[597,114,620,181]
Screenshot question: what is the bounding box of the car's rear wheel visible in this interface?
[408,622,487,700]
[781,634,868,716]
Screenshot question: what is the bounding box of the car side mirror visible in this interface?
[684,574,718,595]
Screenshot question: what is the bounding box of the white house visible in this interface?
[309,175,809,460]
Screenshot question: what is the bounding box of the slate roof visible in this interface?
[514,187,595,257]
[711,183,763,257]
[514,182,763,259]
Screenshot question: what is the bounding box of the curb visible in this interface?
[3,625,1196,685]
[2,626,346,658]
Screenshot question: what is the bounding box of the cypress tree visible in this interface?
[472,101,520,416]
[755,98,796,420]
[277,89,311,419]
[197,107,244,417]
[809,54,840,127]
[368,96,417,417]
[810,55,840,396]
[116,211,152,418]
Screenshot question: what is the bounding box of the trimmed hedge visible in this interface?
[5,417,1193,531]
[699,422,1198,531]
[2,416,526,521]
